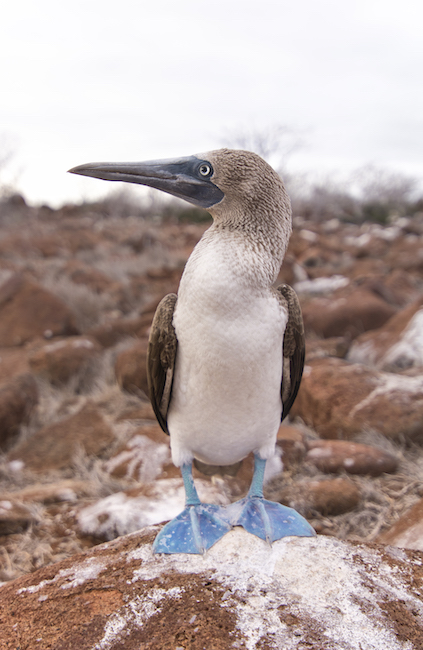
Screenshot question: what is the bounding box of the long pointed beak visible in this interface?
[68,155,224,209]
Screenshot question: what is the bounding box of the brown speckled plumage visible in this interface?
[276,284,305,419]
[147,293,177,434]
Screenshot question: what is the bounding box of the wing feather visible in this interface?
[146,293,178,434]
[276,284,305,421]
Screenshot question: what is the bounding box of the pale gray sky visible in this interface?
[1,0,423,205]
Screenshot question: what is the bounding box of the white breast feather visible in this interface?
[167,234,287,467]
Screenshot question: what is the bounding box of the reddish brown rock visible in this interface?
[65,261,116,293]
[277,477,360,516]
[378,498,423,551]
[305,336,350,361]
[3,530,418,650]
[301,287,397,339]
[292,357,423,442]
[0,373,39,451]
[305,440,398,476]
[348,297,423,370]
[0,274,79,346]
[276,425,307,467]
[0,347,30,386]
[7,403,115,471]
[28,336,102,384]
[115,339,149,396]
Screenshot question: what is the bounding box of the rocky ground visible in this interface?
[0,191,423,585]
[3,526,423,650]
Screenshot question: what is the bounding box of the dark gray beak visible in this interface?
[68,155,224,209]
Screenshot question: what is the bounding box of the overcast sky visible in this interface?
[1,0,423,206]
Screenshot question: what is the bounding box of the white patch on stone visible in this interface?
[78,479,230,541]
[307,447,332,459]
[299,229,318,242]
[60,557,107,590]
[7,460,24,472]
[343,458,355,467]
[93,586,184,650]
[72,339,95,349]
[348,372,423,419]
[17,557,107,594]
[381,309,423,369]
[348,340,379,366]
[294,275,349,295]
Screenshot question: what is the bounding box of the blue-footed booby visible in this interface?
[69,149,316,553]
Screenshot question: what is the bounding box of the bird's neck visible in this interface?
[181,214,290,294]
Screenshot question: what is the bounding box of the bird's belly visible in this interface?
[167,300,285,467]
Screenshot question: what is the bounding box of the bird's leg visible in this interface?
[153,462,232,554]
[181,462,201,505]
[247,454,266,498]
[227,454,316,543]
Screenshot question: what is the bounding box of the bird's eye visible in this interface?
[199,164,212,177]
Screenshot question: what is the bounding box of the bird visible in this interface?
[69,149,316,554]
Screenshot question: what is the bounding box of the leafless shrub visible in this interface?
[290,167,421,223]
[353,164,417,206]
[42,275,114,331]
[221,123,304,173]
[291,179,361,222]
[0,133,20,197]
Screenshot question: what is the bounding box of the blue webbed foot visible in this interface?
[227,496,316,543]
[227,454,316,543]
[153,503,231,554]
[153,462,231,554]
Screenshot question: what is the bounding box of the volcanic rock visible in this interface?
[115,339,149,396]
[305,336,350,361]
[0,274,79,346]
[378,498,423,552]
[292,357,423,442]
[2,528,423,649]
[348,297,423,371]
[28,336,102,384]
[276,425,307,467]
[65,261,116,293]
[305,440,398,476]
[0,347,30,385]
[7,403,115,472]
[301,287,397,339]
[276,477,360,516]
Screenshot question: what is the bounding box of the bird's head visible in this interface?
[68,148,291,229]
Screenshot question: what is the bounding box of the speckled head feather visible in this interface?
[199,149,290,217]
[192,149,292,277]
[197,149,292,260]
